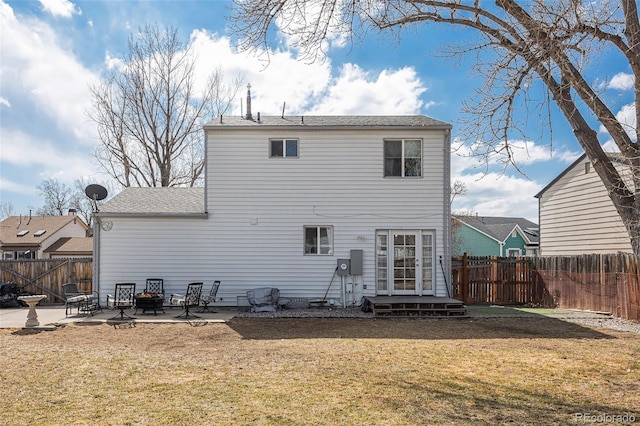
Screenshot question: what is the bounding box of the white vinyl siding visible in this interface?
[204,128,449,301]
[96,122,451,305]
[538,158,632,255]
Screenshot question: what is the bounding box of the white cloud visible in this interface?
[273,0,348,55]
[189,30,426,116]
[607,72,634,91]
[0,1,98,142]
[601,139,620,152]
[0,97,10,107]
[616,103,637,141]
[39,0,80,18]
[450,139,582,222]
[309,64,426,114]
[0,128,95,175]
[451,171,542,222]
[451,139,580,176]
[0,127,103,208]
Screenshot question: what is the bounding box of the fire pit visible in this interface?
[134,293,164,315]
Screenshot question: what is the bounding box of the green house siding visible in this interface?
[503,232,527,256]
[454,225,529,257]
[454,225,501,256]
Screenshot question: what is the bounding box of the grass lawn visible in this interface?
[1,317,639,425]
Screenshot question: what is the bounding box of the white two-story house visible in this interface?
[94,111,453,308]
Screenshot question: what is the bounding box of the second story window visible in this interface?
[270,139,298,158]
[384,139,422,177]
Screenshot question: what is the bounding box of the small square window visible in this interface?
[270,139,298,158]
[304,226,333,255]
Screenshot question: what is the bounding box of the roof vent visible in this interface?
[17,230,28,237]
[34,230,46,237]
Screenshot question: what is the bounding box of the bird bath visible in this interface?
[17,295,47,327]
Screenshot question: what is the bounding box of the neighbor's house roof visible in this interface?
[205,115,452,129]
[455,216,539,244]
[43,237,93,256]
[0,214,89,249]
[97,187,205,217]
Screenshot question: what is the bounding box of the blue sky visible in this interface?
[0,0,634,222]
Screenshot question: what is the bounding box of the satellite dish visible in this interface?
[85,184,108,201]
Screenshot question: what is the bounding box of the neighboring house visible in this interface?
[0,212,90,259]
[94,111,453,307]
[535,153,632,255]
[453,215,539,257]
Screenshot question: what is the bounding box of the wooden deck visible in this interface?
[364,296,468,318]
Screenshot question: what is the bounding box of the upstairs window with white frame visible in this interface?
[270,139,298,158]
[384,139,422,177]
[304,226,333,255]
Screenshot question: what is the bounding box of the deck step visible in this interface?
[365,296,468,318]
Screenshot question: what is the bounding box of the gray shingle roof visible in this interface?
[205,115,451,129]
[456,216,539,243]
[98,187,205,215]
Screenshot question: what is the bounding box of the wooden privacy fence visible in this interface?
[0,259,93,304]
[452,253,640,321]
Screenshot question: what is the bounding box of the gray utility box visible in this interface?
[350,249,363,275]
[337,259,350,276]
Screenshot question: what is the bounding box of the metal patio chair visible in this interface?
[62,282,99,317]
[197,281,220,313]
[106,283,136,320]
[169,282,203,319]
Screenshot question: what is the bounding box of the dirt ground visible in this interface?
[1,312,634,342]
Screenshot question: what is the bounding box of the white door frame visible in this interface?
[376,229,435,296]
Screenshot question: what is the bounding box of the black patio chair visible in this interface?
[197,281,220,313]
[169,282,203,319]
[106,283,136,320]
[145,278,164,299]
[62,282,99,317]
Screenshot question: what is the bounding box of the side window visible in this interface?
[304,226,333,255]
[384,139,422,177]
[270,139,298,158]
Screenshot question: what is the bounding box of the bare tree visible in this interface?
[0,201,15,220]
[36,178,75,216]
[450,180,467,206]
[229,1,640,254]
[88,23,241,188]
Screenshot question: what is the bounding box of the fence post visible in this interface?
[462,253,468,304]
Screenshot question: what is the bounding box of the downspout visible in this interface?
[443,127,452,298]
[93,216,101,304]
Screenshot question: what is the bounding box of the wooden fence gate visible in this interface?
[0,259,93,304]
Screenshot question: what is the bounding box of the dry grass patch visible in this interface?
[1,317,639,425]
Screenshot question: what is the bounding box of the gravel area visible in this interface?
[235,306,640,334]
[561,316,640,334]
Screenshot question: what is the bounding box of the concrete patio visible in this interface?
[0,304,240,329]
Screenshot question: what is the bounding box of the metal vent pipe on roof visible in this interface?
[245,83,253,120]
